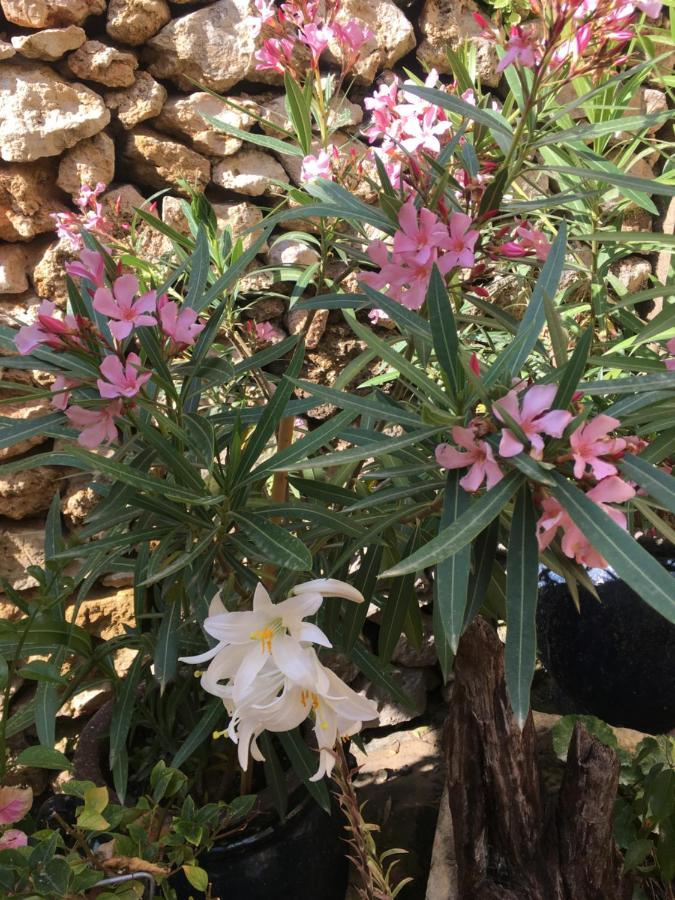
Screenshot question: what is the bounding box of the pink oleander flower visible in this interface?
[93,275,157,341]
[665,337,675,371]
[393,198,453,266]
[50,375,80,411]
[435,426,504,492]
[97,352,151,400]
[445,212,480,270]
[300,23,333,63]
[0,829,28,850]
[66,399,123,449]
[332,19,374,53]
[15,301,80,355]
[537,476,636,568]
[76,182,106,209]
[569,414,626,480]
[500,223,552,262]
[255,321,286,343]
[65,248,107,288]
[300,148,333,183]
[255,37,294,72]
[497,25,540,72]
[635,0,663,16]
[494,384,572,458]
[158,296,205,350]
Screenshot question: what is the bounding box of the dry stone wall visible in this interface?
[0,0,666,621]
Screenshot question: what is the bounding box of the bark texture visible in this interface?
[445,617,631,900]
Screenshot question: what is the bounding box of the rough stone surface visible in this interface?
[57,132,115,198]
[73,588,135,639]
[0,467,61,520]
[100,183,147,235]
[122,129,211,194]
[328,0,416,83]
[0,160,67,241]
[359,666,429,728]
[0,245,29,294]
[0,63,110,163]
[67,40,139,88]
[61,482,99,528]
[393,614,438,668]
[0,0,105,27]
[106,0,172,46]
[625,86,668,135]
[153,92,257,156]
[287,307,329,349]
[11,27,86,61]
[258,91,363,135]
[31,237,75,302]
[418,0,499,87]
[0,522,46,591]
[104,71,167,129]
[0,291,40,328]
[268,239,320,268]
[212,149,289,196]
[0,41,16,61]
[610,255,652,293]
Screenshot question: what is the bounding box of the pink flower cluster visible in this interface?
[52,183,112,251]
[14,249,205,449]
[435,383,645,569]
[361,198,479,310]
[480,0,662,78]
[252,0,373,76]
[0,785,32,852]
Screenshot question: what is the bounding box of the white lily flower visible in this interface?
[289,578,365,605]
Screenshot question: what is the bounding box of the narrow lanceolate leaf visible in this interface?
[550,472,675,624]
[278,729,330,812]
[233,512,312,572]
[342,544,383,652]
[487,222,567,385]
[379,529,419,664]
[154,592,182,694]
[171,700,225,770]
[184,225,210,310]
[109,652,144,775]
[380,472,524,578]
[504,485,539,730]
[427,265,463,406]
[0,413,66,451]
[463,517,500,630]
[553,328,592,410]
[284,72,312,154]
[619,454,675,517]
[434,473,471,662]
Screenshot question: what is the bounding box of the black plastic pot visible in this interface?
[170,791,348,900]
[536,559,675,734]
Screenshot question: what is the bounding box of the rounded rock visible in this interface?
[0,0,105,28]
[67,40,139,88]
[106,0,172,47]
[57,132,115,198]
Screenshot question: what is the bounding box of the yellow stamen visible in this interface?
[249,617,284,654]
[300,689,320,710]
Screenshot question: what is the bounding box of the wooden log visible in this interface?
[444,618,630,900]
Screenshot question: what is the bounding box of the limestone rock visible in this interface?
[73,588,135,639]
[0,397,52,461]
[0,63,110,163]
[0,245,28,294]
[144,0,265,92]
[57,132,115,198]
[61,482,99,527]
[358,666,429,728]
[107,0,171,46]
[393,614,437,668]
[0,467,61,519]
[122,129,210,194]
[67,40,138,88]
[0,0,105,27]
[0,42,15,61]
[0,522,46,591]
[163,196,267,252]
[268,239,320,268]
[609,255,652,293]
[624,86,668,135]
[0,160,67,241]
[212,149,289,196]
[153,92,257,157]
[287,307,329,349]
[11,26,86,61]
[31,238,76,302]
[418,0,499,87]
[0,291,40,329]
[104,71,167,129]
[621,206,653,233]
[327,0,416,84]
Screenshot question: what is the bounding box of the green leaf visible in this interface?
[15,660,64,684]
[284,72,312,154]
[541,165,675,198]
[403,84,513,136]
[504,485,539,729]
[553,327,593,409]
[550,715,618,761]
[203,112,304,155]
[533,110,674,146]
[16,745,72,770]
[278,729,331,812]
[184,225,211,310]
[464,517,500,629]
[0,619,91,659]
[550,472,675,623]
[342,544,384,653]
[288,379,424,428]
[487,222,567,383]
[183,865,209,892]
[427,265,463,405]
[233,512,312,572]
[77,785,109,831]
[623,838,654,872]
[109,652,144,789]
[619,454,675,516]
[258,732,288,820]
[0,412,66,451]
[35,659,62,749]
[434,472,471,659]
[379,529,419,663]
[171,699,225,770]
[380,472,524,578]
[154,591,182,694]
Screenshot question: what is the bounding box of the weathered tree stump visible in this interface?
[444,618,630,900]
